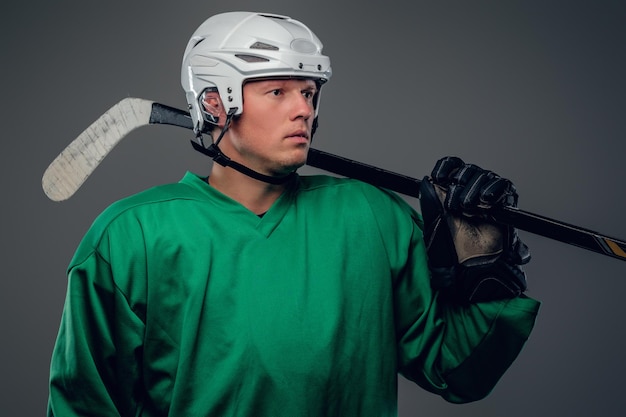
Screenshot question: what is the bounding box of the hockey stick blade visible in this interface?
[42,98,156,201]
[42,99,626,263]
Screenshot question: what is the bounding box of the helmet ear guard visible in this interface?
[198,88,222,126]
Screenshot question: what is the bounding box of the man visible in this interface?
[48,11,540,416]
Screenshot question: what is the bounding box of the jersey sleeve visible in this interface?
[48,221,146,416]
[367,185,540,404]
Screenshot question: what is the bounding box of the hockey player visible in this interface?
[48,11,539,416]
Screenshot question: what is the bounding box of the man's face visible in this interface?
[222,78,318,177]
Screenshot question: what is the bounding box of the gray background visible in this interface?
[3,0,626,415]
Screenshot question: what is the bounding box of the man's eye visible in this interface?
[271,89,282,96]
[302,91,315,99]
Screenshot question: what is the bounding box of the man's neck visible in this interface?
[208,164,288,215]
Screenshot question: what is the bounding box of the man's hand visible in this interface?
[419,156,531,304]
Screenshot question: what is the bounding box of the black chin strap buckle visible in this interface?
[206,143,231,167]
[189,140,231,166]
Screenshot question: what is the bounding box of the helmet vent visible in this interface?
[235,54,271,63]
[250,41,279,51]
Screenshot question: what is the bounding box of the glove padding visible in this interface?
[419,156,531,304]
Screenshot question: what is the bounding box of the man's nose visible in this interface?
[292,94,314,119]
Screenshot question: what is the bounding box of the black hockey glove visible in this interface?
[418,156,531,304]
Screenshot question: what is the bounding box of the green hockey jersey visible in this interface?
[48,172,539,416]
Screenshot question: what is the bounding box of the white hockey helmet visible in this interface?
[181,11,332,134]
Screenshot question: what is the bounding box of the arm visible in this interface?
[395,156,540,402]
[391,210,539,403]
[396,281,539,403]
[48,235,145,416]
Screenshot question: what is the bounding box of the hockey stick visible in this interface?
[42,97,626,262]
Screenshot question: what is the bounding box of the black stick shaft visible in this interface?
[150,102,626,263]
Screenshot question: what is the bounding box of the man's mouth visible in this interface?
[286,130,309,141]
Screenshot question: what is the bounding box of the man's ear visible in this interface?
[201,91,225,127]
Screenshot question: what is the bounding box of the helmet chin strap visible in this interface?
[190,108,297,185]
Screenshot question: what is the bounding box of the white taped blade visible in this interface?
[42,98,154,201]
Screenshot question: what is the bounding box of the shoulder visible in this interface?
[71,174,207,264]
[97,180,202,226]
[297,174,423,225]
[299,174,416,206]
[298,174,390,198]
